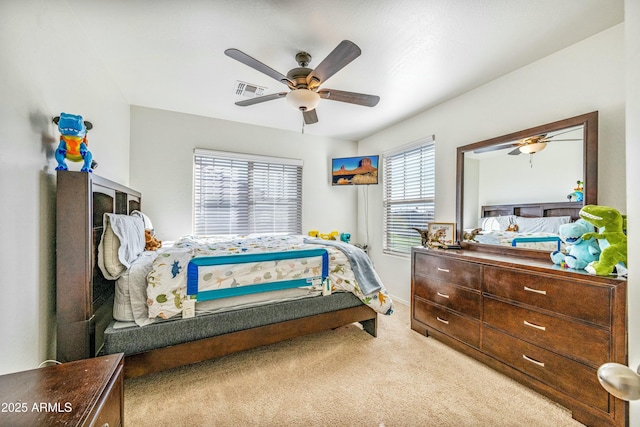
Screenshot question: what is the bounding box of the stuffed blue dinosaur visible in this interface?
[54,112,95,172]
[550,219,600,270]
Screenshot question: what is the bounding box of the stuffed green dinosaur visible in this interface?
[579,205,627,276]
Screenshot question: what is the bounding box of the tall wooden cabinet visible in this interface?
[411,246,627,427]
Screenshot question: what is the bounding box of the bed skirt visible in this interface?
[102,292,366,356]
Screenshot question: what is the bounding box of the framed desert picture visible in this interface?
[427,222,456,245]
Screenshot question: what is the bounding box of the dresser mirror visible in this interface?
[455,111,598,255]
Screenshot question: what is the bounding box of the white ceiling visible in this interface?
[67,0,623,141]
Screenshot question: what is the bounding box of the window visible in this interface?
[193,149,303,235]
[383,137,435,255]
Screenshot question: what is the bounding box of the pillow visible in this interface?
[97,213,145,280]
[479,215,515,232]
[513,216,571,234]
[131,210,154,230]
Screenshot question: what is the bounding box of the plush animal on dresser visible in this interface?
[53,112,96,172]
[579,205,627,276]
[550,219,600,270]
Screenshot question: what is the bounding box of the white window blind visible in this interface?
[193,150,303,235]
[383,137,435,255]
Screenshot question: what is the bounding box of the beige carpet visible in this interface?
[124,302,585,426]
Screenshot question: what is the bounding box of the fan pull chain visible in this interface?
[301,116,305,134]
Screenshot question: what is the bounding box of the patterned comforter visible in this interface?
[146,234,394,320]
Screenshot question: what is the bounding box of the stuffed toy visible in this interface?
[550,219,600,270]
[145,229,162,251]
[567,180,584,202]
[308,230,339,240]
[579,205,627,276]
[53,112,96,173]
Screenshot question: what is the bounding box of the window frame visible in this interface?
[193,149,303,236]
[382,136,436,256]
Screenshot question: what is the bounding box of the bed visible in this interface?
[56,171,392,378]
[471,201,583,251]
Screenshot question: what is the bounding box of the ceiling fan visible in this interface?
[224,40,380,126]
[474,127,583,156]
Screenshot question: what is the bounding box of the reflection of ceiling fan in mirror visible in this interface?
[474,126,583,156]
[224,40,380,126]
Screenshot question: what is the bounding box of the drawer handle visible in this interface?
[436,292,450,299]
[523,320,546,331]
[436,316,449,325]
[523,354,545,368]
[524,286,546,295]
[437,267,450,273]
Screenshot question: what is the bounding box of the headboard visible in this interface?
[56,171,141,362]
[480,201,582,221]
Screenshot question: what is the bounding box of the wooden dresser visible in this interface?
[411,246,627,427]
[0,353,124,427]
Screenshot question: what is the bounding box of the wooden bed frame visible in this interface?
[480,201,583,221]
[56,171,378,378]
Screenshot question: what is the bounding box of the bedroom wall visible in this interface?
[625,0,640,422]
[0,1,131,375]
[358,24,625,304]
[129,106,359,241]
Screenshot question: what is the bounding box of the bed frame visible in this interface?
[480,201,583,221]
[56,171,377,378]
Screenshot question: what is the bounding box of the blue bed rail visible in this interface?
[187,249,329,301]
[511,236,561,251]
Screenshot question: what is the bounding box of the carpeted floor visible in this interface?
[124,302,585,426]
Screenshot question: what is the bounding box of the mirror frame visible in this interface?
[455,111,598,256]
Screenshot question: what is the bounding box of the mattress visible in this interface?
[102,291,365,356]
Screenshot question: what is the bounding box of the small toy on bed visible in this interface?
[145,229,162,251]
[53,112,96,173]
[308,230,339,240]
[579,205,627,276]
[567,180,584,202]
[550,219,600,270]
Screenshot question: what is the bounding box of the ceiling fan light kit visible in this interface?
[225,40,379,126]
[519,141,547,154]
[286,89,320,111]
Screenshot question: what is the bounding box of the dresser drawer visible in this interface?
[413,252,481,290]
[414,297,480,347]
[414,276,481,319]
[483,297,609,367]
[484,266,611,326]
[88,363,123,427]
[483,327,609,412]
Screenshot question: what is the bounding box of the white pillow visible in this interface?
[98,213,145,280]
[513,216,571,234]
[479,215,515,232]
[131,210,154,230]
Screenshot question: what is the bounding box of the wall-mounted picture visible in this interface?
[331,155,379,185]
[428,222,456,245]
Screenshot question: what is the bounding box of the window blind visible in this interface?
[383,137,435,255]
[193,150,303,235]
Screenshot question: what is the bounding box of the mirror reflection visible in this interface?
[456,112,598,254]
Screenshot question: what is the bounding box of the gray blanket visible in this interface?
[303,238,382,296]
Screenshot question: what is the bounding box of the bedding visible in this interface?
[473,230,563,251]
[113,234,393,327]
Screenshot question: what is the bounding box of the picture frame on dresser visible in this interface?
[427,222,455,245]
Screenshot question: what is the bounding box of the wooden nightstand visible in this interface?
[0,353,123,426]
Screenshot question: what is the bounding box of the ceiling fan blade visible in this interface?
[508,147,522,155]
[225,48,293,87]
[473,142,519,154]
[318,89,379,107]
[303,109,318,124]
[235,92,287,106]
[306,40,361,87]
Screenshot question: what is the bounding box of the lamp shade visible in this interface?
[286,89,320,111]
[519,142,547,154]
